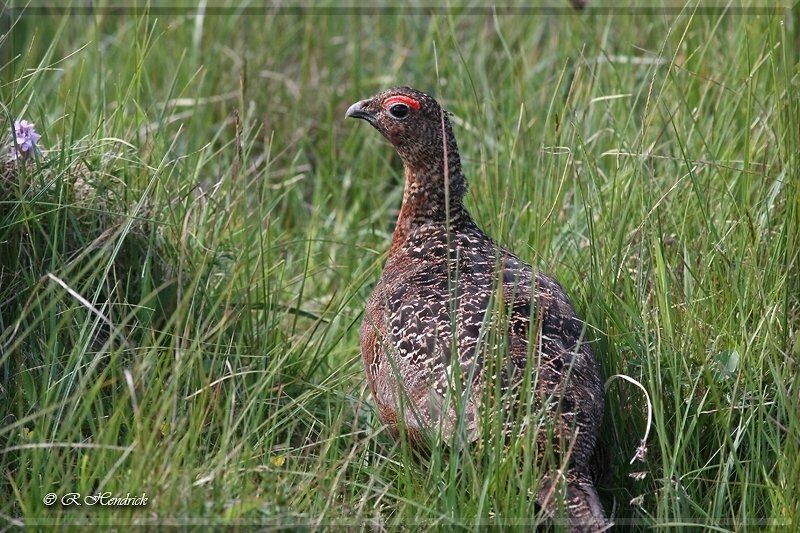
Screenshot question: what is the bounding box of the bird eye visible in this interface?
[388,103,410,119]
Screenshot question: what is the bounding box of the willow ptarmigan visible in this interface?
[347,87,607,529]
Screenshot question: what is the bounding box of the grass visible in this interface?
[1,2,798,529]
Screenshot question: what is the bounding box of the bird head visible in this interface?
[346,86,457,172]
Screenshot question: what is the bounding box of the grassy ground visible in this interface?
[1,2,798,529]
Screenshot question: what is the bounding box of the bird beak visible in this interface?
[345,100,377,126]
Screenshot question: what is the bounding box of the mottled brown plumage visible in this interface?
[347,87,607,530]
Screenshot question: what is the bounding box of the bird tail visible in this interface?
[537,470,610,532]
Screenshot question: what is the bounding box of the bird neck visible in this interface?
[389,159,469,253]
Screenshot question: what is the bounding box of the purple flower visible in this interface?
[10,119,41,160]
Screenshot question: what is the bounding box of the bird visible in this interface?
[346,86,607,530]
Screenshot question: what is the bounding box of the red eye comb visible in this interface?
[383,95,420,110]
